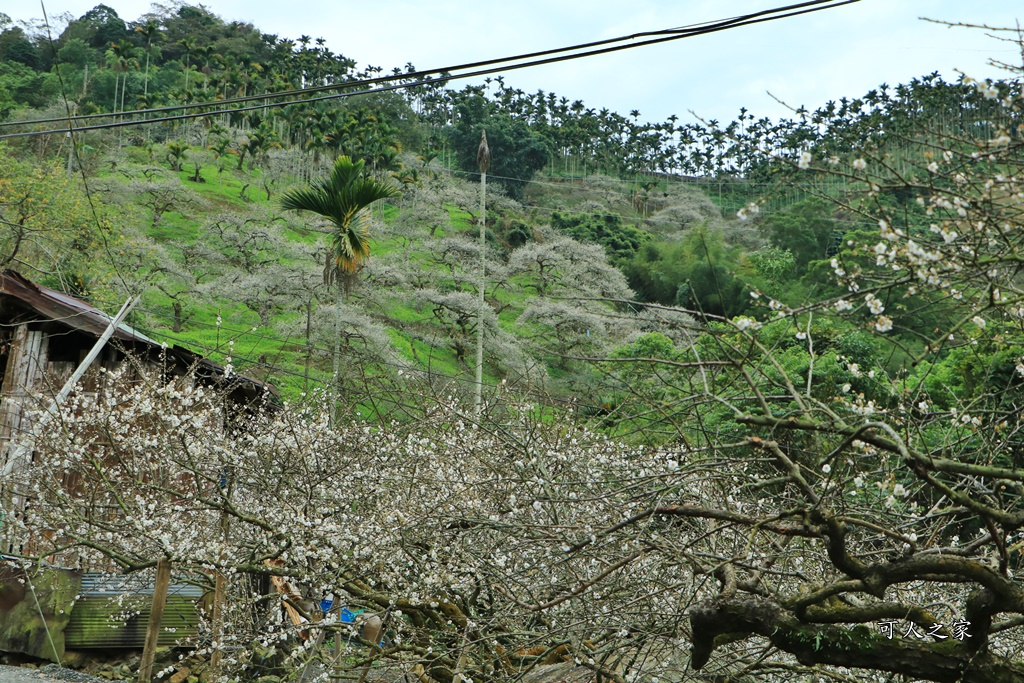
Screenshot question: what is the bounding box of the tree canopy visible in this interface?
[3,8,1024,683]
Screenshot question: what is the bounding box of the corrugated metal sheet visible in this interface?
[63,574,203,649]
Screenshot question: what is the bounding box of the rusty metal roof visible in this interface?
[0,270,159,344]
[0,269,277,400]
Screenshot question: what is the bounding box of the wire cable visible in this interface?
[0,0,853,130]
[0,6,761,129]
[0,0,859,140]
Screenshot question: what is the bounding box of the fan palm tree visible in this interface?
[281,155,399,286]
[280,155,399,422]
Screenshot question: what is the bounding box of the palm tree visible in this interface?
[135,20,161,98]
[280,156,400,422]
[106,39,138,116]
[281,155,399,284]
[178,37,197,92]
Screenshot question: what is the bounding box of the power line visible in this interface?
[0,0,858,140]
[0,6,771,129]
[0,0,854,130]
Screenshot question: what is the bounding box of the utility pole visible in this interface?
[474,130,490,414]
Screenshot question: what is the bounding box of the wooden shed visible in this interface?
[0,270,278,660]
[0,269,276,466]
[0,269,278,560]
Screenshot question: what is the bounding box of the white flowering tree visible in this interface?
[604,37,1024,681]
[6,31,1024,683]
[1,371,714,682]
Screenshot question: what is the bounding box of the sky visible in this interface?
[9,0,1024,126]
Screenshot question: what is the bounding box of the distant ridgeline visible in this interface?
[0,3,1017,183]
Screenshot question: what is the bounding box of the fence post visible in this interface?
[139,557,172,683]
[210,513,229,670]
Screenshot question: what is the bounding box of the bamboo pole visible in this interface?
[138,557,172,683]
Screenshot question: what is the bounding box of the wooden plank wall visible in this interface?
[0,325,49,472]
[0,325,50,553]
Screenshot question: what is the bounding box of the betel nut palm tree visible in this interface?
[280,155,400,420]
[281,155,400,288]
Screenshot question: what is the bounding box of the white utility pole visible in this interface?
[474,130,490,414]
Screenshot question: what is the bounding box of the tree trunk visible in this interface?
[331,285,342,426]
[689,596,1024,683]
[172,300,184,333]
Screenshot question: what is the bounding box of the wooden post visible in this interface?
[0,325,48,552]
[210,513,229,670]
[139,557,172,683]
[210,570,226,669]
[332,627,343,683]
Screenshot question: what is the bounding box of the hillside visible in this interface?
[0,0,1012,410]
[1,130,775,408]
[5,5,1024,683]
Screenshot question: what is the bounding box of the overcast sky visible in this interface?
[11,0,1024,125]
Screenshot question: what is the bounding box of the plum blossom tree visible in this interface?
[508,236,631,300]
[6,26,1024,683]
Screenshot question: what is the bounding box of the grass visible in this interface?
[85,144,653,407]
[148,211,198,243]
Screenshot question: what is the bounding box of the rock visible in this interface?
[169,666,191,683]
[61,651,89,669]
[0,565,81,663]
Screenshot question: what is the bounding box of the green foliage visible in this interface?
[280,155,400,277]
[0,60,54,115]
[550,210,649,260]
[348,92,423,153]
[165,140,189,171]
[60,4,129,49]
[748,245,795,283]
[621,226,750,317]
[56,38,96,68]
[760,198,839,271]
[448,91,549,200]
[910,340,1024,413]
[0,27,39,69]
[501,219,533,248]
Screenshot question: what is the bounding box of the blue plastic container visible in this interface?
[340,607,364,623]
